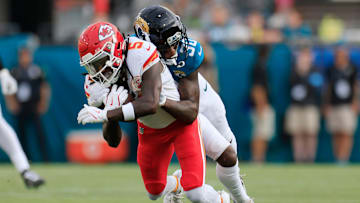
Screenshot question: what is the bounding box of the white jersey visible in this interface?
[125,37,179,129]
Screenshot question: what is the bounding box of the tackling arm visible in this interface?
[162,70,200,124]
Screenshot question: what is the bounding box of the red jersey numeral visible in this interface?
[128,42,143,50]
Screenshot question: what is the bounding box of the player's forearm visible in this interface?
[102,120,122,148]
[163,99,198,124]
[107,98,158,122]
[107,62,161,122]
[165,70,200,123]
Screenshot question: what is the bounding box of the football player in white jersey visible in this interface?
[0,59,44,188]
[133,6,254,203]
[77,22,230,203]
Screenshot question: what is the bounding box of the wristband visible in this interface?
[122,102,135,121]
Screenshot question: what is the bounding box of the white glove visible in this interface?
[0,69,17,95]
[104,85,128,111]
[84,75,109,107]
[77,104,108,125]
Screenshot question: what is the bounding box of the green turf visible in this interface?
[0,163,359,203]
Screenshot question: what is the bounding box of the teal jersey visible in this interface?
[168,38,204,82]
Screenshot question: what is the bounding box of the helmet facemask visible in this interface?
[80,39,124,87]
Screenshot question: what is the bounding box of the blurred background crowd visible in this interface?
[0,0,360,164]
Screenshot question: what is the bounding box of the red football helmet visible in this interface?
[78,22,126,87]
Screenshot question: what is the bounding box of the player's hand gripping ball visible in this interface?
[84,75,109,107]
[104,85,128,111]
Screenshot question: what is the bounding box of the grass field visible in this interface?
[0,163,360,203]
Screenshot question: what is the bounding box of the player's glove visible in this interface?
[84,75,109,107]
[104,85,128,111]
[0,69,18,95]
[77,104,108,125]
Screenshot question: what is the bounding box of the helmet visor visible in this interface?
[84,52,120,86]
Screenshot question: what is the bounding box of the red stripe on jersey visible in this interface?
[143,50,158,70]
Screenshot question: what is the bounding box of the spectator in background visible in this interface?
[6,47,51,162]
[247,11,283,44]
[247,11,266,43]
[250,45,275,163]
[268,0,294,29]
[324,47,358,164]
[282,10,312,44]
[285,48,322,163]
[207,3,231,42]
[238,0,274,16]
[206,3,250,43]
[318,15,344,44]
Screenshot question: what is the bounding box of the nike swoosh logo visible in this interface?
[146,45,151,51]
[198,46,202,56]
[203,82,208,92]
